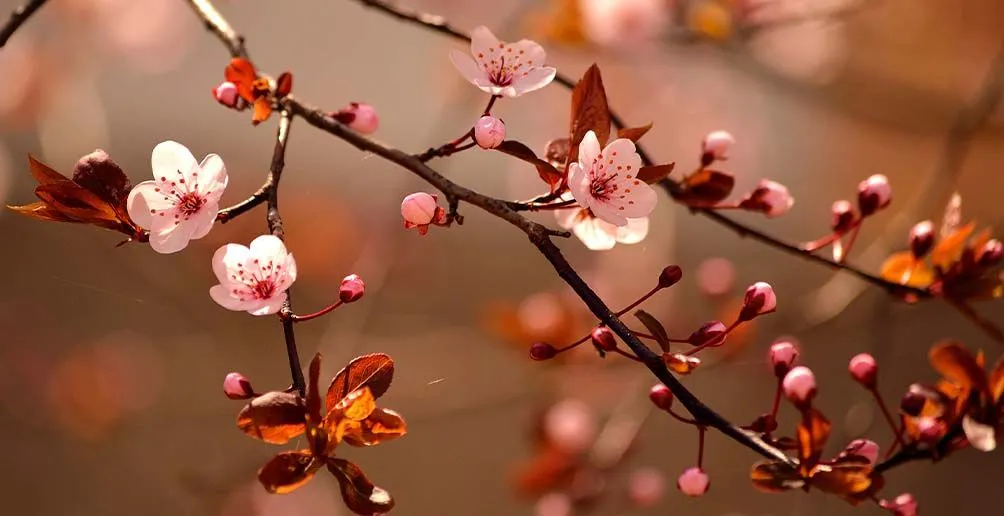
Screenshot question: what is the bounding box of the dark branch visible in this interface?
[217,183,270,222]
[184,0,247,58]
[0,0,47,48]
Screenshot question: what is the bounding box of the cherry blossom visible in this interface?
[210,235,298,316]
[127,141,228,254]
[567,131,657,227]
[555,197,649,250]
[449,26,557,98]
[782,366,817,406]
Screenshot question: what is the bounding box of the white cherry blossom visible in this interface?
[210,235,297,316]
[449,26,556,97]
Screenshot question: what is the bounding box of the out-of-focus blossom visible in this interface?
[543,399,597,454]
[580,0,670,49]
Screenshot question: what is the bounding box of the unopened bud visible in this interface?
[701,130,734,165]
[676,467,709,497]
[530,342,558,361]
[842,439,880,465]
[332,102,379,134]
[909,220,935,258]
[658,264,683,288]
[401,192,445,234]
[474,116,506,149]
[901,383,935,417]
[223,372,255,400]
[687,321,727,347]
[978,239,1003,267]
[782,366,816,407]
[830,200,855,233]
[769,339,799,378]
[212,81,241,109]
[848,353,878,389]
[649,383,674,410]
[738,281,777,321]
[740,180,794,218]
[339,274,365,303]
[590,326,617,351]
[857,174,891,216]
[916,417,946,444]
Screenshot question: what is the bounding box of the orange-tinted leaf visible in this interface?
[617,122,653,142]
[674,169,735,205]
[258,450,318,494]
[28,154,68,185]
[7,201,79,223]
[326,353,394,409]
[809,461,872,495]
[326,458,395,515]
[512,447,578,497]
[71,150,131,209]
[567,64,611,164]
[341,408,408,447]
[35,182,121,229]
[225,57,258,102]
[664,352,701,375]
[750,460,803,493]
[237,391,306,444]
[989,357,1004,402]
[634,309,670,352]
[275,72,293,98]
[306,354,323,424]
[636,163,675,185]
[929,340,986,391]
[334,387,376,422]
[251,97,273,126]
[971,228,992,259]
[543,138,570,170]
[496,140,565,193]
[932,221,976,271]
[880,251,934,288]
[796,407,831,471]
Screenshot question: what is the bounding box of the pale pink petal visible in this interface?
[574,217,617,250]
[512,66,557,96]
[248,292,287,316]
[273,253,298,292]
[604,138,643,171]
[469,26,500,61]
[188,201,218,239]
[494,85,519,98]
[509,38,547,68]
[127,181,173,229]
[149,218,197,254]
[196,154,228,202]
[578,131,602,169]
[589,201,628,226]
[615,217,649,244]
[567,162,592,209]
[210,284,255,311]
[248,234,288,262]
[554,207,584,230]
[604,181,657,219]
[151,140,197,180]
[212,243,251,283]
[450,49,487,86]
[963,415,996,452]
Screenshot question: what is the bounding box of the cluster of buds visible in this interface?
[807,174,893,261]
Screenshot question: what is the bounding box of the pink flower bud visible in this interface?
[658,264,683,288]
[676,467,709,497]
[212,81,240,109]
[649,383,673,410]
[590,326,617,352]
[530,342,558,361]
[628,467,666,507]
[769,339,799,378]
[782,366,816,407]
[916,417,946,444]
[738,281,776,321]
[857,174,891,216]
[849,353,878,389]
[843,438,880,465]
[332,102,379,134]
[544,399,597,454]
[223,372,254,400]
[830,200,855,233]
[880,493,918,516]
[909,220,935,258]
[701,130,734,164]
[687,321,727,347]
[474,115,505,149]
[978,239,1003,267]
[339,274,365,303]
[740,180,794,218]
[401,192,444,235]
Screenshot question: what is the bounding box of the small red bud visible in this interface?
[474,116,505,149]
[658,265,683,288]
[848,353,878,389]
[687,320,727,347]
[830,200,855,233]
[339,274,365,303]
[676,467,710,497]
[332,102,379,134]
[223,372,255,400]
[701,130,734,165]
[901,383,938,417]
[916,417,946,444]
[738,281,776,321]
[590,326,617,351]
[769,339,799,378]
[909,220,935,258]
[857,174,891,216]
[782,366,816,407]
[649,383,674,410]
[842,439,880,465]
[978,239,1003,267]
[530,342,558,361]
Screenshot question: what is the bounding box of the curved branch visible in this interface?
[0,0,45,48]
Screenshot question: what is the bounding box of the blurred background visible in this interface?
[2,0,1004,514]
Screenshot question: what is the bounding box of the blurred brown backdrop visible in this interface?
[1,0,1004,514]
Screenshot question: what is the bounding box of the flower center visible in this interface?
[589,172,619,201]
[176,192,206,216]
[489,57,514,87]
[252,278,276,300]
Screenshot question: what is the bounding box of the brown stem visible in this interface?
[217,182,270,222]
[869,386,906,451]
[0,0,45,47]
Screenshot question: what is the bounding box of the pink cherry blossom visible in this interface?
[555,200,649,250]
[449,26,557,98]
[474,115,506,149]
[628,467,666,507]
[567,131,657,226]
[212,81,240,109]
[843,439,879,465]
[127,141,228,254]
[676,467,709,497]
[209,235,297,316]
[848,353,878,388]
[782,366,817,406]
[702,130,735,161]
[580,0,669,49]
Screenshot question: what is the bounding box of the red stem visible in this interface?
[869,387,906,451]
[770,378,783,420]
[615,285,663,317]
[840,223,863,263]
[290,300,344,322]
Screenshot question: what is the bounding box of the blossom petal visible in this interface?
[151,141,198,180]
[615,217,649,244]
[510,38,547,69]
[188,201,218,240]
[578,131,602,169]
[574,217,617,250]
[604,138,643,171]
[212,243,252,283]
[554,207,586,230]
[962,415,997,452]
[469,26,501,63]
[196,154,228,202]
[248,291,287,316]
[607,181,658,219]
[513,66,556,96]
[149,219,198,254]
[589,201,628,227]
[210,284,255,311]
[274,253,298,292]
[567,162,592,210]
[450,50,487,86]
[249,234,289,262]
[127,181,173,229]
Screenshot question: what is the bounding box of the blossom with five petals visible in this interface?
[567,131,657,226]
[210,235,297,316]
[449,26,557,98]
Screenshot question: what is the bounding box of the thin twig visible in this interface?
[0,0,46,48]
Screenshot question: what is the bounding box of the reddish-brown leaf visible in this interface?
[275,72,293,98]
[326,353,395,410]
[496,140,565,193]
[71,150,132,208]
[932,221,976,271]
[237,391,306,444]
[306,353,323,424]
[258,450,318,494]
[28,155,68,185]
[879,251,934,288]
[7,201,79,223]
[616,123,653,142]
[636,163,675,185]
[750,460,803,493]
[225,57,258,102]
[341,407,408,447]
[251,97,273,126]
[663,352,701,375]
[326,458,395,515]
[989,357,1004,402]
[809,460,872,496]
[567,64,611,164]
[543,138,570,170]
[634,309,670,352]
[929,340,986,391]
[673,169,735,205]
[35,182,121,229]
[796,407,831,471]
